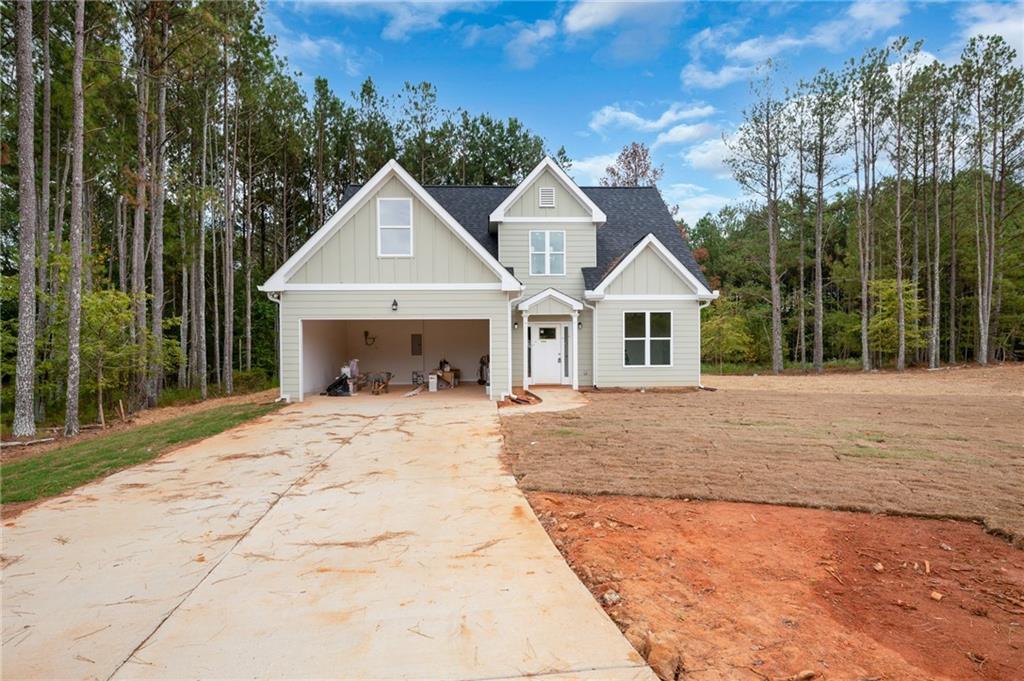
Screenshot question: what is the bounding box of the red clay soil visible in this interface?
[530,492,1024,681]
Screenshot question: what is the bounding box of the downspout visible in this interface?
[507,292,528,401]
[265,291,288,402]
[583,301,597,389]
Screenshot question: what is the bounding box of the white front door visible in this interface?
[530,325,561,384]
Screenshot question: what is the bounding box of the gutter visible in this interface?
[696,291,720,389]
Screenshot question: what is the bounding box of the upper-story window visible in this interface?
[529,230,565,276]
[538,186,556,208]
[377,197,412,257]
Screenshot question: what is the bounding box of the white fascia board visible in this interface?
[517,287,584,311]
[488,157,607,224]
[260,159,522,293]
[591,233,714,298]
[275,283,503,291]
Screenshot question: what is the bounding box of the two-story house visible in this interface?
[259,157,718,401]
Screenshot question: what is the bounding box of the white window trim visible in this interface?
[529,230,566,277]
[538,186,556,209]
[622,310,673,368]
[377,197,413,258]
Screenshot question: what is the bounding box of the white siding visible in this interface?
[594,299,700,387]
[279,290,510,400]
[289,177,499,285]
[498,222,595,299]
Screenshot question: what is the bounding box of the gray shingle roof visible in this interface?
[340,184,708,290]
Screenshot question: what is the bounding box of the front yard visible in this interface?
[503,365,1024,680]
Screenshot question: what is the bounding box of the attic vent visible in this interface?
[538,186,556,208]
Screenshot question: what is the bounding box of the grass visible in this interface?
[1,401,282,504]
[701,358,863,375]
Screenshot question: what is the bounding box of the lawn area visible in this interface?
[1,401,282,504]
[503,364,1024,545]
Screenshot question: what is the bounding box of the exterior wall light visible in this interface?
[577,320,583,329]
[391,299,398,312]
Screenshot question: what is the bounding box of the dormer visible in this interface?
[489,157,606,231]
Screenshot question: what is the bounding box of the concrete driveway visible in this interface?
[2,387,653,680]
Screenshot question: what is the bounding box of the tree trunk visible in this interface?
[222,37,235,394]
[894,95,906,371]
[13,0,38,438]
[245,121,253,372]
[929,113,941,368]
[116,195,127,291]
[147,18,168,406]
[947,122,958,363]
[179,216,189,387]
[37,0,52,333]
[65,0,86,437]
[131,2,149,369]
[197,89,209,399]
[813,145,825,373]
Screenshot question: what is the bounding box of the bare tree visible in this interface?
[728,62,788,374]
[131,2,149,359]
[848,47,891,371]
[65,0,86,436]
[13,0,38,438]
[601,142,664,187]
[37,0,52,334]
[197,87,209,399]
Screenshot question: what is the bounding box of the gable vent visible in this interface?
[538,186,556,208]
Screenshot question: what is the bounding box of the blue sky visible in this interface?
[265,1,1023,225]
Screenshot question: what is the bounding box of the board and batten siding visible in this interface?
[603,247,697,296]
[289,176,499,285]
[279,290,510,400]
[594,299,700,387]
[503,168,591,219]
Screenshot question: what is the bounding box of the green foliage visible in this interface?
[701,298,755,367]
[0,402,283,503]
[868,279,927,357]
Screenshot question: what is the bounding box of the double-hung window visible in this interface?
[529,230,565,276]
[378,198,412,257]
[623,312,672,366]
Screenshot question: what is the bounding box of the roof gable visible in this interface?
[587,234,715,300]
[489,157,606,224]
[259,160,521,292]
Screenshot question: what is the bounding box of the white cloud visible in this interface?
[307,1,482,41]
[681,62,755,89]
[267,8,378,77]
[652,122,718,148]
[569,152,619,185]
[505,20,558,69]
[956,1,1024,62]
[563,1,634,34]
[724,0,908,61]
[662,182,737,227]
[588,102,716,134]
[682,137,732,180]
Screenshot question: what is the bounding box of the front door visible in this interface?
[530,325,561,384]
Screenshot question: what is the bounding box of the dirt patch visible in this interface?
[1,389,279,464]
[504,365,1024,545]
[530,492,1024,680]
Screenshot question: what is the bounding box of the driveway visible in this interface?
[2,387,653,680]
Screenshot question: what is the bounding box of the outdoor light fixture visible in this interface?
[513,321,519,329]
[391,299,398,311]
[578,321,583,330]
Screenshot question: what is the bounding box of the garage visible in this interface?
[299,318,491,399]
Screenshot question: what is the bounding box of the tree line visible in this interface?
[697,35,1022,373]
[1,0,569,438]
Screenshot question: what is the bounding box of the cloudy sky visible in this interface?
[265,0,1023,226]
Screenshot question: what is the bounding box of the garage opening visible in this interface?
[300,319,490,399]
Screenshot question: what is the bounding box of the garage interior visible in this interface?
[301,319,490,399]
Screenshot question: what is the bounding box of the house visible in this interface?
[259,157,719,401]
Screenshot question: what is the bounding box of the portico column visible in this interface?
[521,311,530,392]
[571,310,579,390]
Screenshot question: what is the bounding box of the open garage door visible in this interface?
[300,319,490,399]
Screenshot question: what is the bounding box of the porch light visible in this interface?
[577,320,583,330]
[513,321,519,329]
[391,299,398,312]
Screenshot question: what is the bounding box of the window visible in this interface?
[538,186,556,208]
[529,230,565,276]
[378,197,412,256]
[624,312,672,367]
